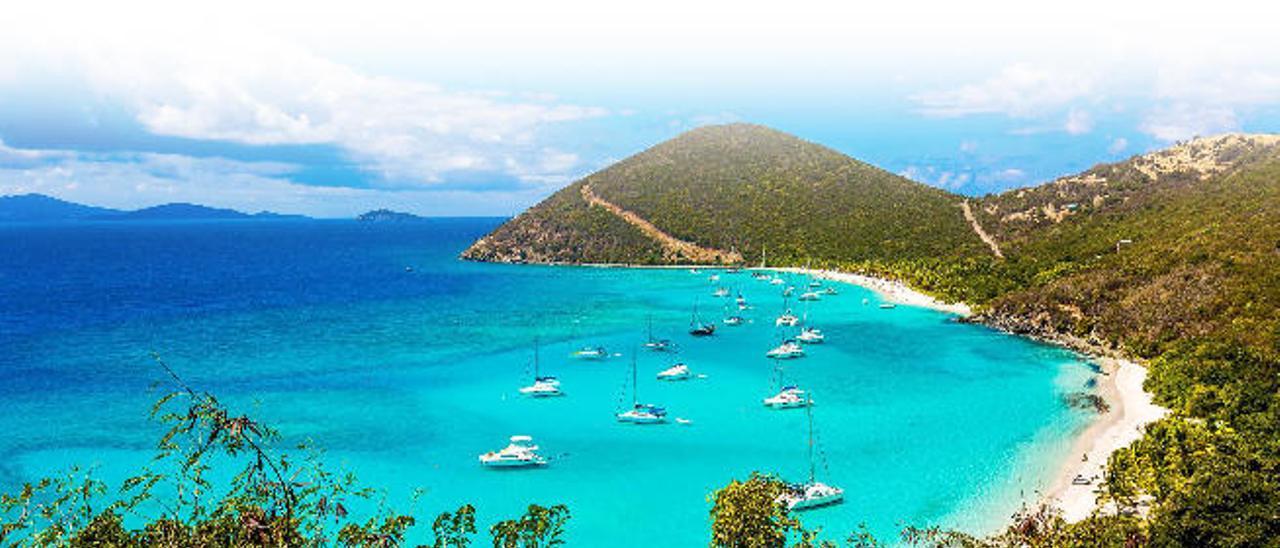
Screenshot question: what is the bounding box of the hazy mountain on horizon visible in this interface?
[0,193,309,222]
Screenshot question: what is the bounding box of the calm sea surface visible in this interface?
[0,219,1094,545]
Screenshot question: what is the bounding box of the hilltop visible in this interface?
[464,124,986,266]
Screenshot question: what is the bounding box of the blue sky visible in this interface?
[2,0,1279,217]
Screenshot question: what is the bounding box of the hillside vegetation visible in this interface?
[464,124,988,266]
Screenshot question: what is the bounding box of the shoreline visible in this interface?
[770,267,973,316]
[552,261,1165,524]
[1041,357,1167,522]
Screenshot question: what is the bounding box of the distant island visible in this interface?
[0,194,307,222]
[356,209,424,222]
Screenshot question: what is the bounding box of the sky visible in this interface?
[1,0,1279,217]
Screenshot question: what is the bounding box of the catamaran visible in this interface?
[644,316,673,352]
[763,385,811,409]
[713,286,731,298]
[479,435,548,468]
[798,290,821,301]
[519,338,563,397]
[776,403,844,510]
[617,352,668,424]
[766,340,806,359]
[796,327,825,344]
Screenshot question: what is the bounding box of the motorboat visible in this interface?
[571,346,608,360]
[796,327,825,344]
[657,363,692,381]
[823,286,838,296]
[798,291,821,301]
[770,277,786,286]
[479,435,548,468]
[879,303,896,309]
[766,340,805,359]
[723,315,745,326]
[713,287,730,298]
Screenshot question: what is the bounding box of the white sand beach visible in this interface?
[771,267,973,316]
[1043,357,1168,522]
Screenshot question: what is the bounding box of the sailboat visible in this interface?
[617,352,668,424]
[775,296,800,327]
[571,346,609,360]
[795,302,825,344]
[766,340,805,359]
[657,361,693,381]
[644,316,673,352]
[776,403,844,510]
[763,362,810,408]
[689,301,716,336]
[519,338,563,397]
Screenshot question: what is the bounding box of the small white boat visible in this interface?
[617,353,669,424]
[782,286,795,297]
[766,341,806,359]
[736,295,747,306]
[644,317,673,352]
[808,280,822,289]
[519,338,563,397]
[571,346,608,360]
[763,386,811,408]
[479,435,548,468]
[879,303,896,310]
[675,417,694,425]
[752,272,771,281]
[823,286,838,296]
[713,287,730,298]
[778,481,844,511]
[709,274,720,282]
[617,403,669,424]
[796,327,825,344]
[798,291,821,301]
[723,315,745,326]
[770,277,786,286]
[657,363,692,381]
[775,312,800,327]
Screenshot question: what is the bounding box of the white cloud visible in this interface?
[65,32,606,188]
[1064,108,1094,135]
[1108,137,1129,155]
[1140,104,1239,142]
[900,166,971,190]
[992,168,1026,182]
[911,64,1094,118]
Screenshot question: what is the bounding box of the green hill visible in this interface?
[463,124,987,266]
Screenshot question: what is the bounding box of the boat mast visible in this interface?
[631,350,638,405]
[807,398,816,483]
[533,336,540,380]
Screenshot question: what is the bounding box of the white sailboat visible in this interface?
[798,290,821,301]
[643,316,673,352]
[519,338,563,397]
[479,435,548,468]
[617,352,668,424]
[763,385,811,409]
[796,327,825,344]
[776,404,844,510]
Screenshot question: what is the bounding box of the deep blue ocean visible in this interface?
[0,219,1095,545]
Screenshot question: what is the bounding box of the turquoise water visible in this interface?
[0,220,1095,545]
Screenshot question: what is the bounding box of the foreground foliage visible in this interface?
[0,356,569,547]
